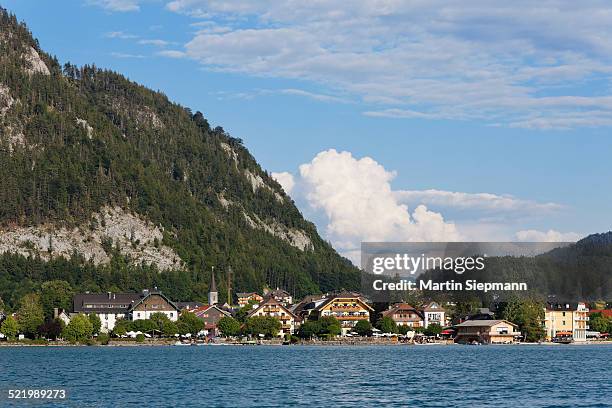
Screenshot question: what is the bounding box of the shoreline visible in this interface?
[1,340,611,347]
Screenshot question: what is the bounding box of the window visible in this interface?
[562,312,566,317]
[562,321,566,325]
[170,313,174,318]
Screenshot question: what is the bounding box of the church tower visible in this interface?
[208,268,218,305]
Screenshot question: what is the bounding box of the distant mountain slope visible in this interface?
[418,232,612,302]
[0,8,359,307]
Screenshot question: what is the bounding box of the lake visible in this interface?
[1,344,611,407]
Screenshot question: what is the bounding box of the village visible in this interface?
[1,270,610,346]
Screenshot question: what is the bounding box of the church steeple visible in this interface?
[208,267,218,305]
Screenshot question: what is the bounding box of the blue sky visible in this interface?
[5,0,612,261]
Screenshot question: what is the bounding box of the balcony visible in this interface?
[330,306,363,312]
[335,315,369,321]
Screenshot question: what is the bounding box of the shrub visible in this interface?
[97,333,110,345]
[62,314,93,343]
[135,333,145,343]
[354,320,372,336]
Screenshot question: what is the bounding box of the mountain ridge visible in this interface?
[0,7,360,308]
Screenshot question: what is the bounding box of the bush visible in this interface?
[62,314,93,343]
[217,316,241,337]
[177,312,204,336]
[424,323,442,337]
[244,316,282,338]
[97,333,110,345]
[0,316,20,340]
[354,320,372,336]
[376,316,397,334]
[135,333,145,343]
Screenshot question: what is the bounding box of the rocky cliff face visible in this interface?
[0,206,182,270]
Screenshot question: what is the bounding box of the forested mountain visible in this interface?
[0,8,359,310]
[418,232,612,303]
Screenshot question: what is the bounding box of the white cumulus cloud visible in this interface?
[395,189,563,213]
[271,172,295,195]
[515,229,582,242]
[273,149,580,262]
[297,149,460,261]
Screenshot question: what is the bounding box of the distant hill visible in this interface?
[419,232,612,303]
[0,8,359,310]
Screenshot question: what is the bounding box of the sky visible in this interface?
[4,0,612,262]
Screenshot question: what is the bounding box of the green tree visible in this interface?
[354,320,372,336]
[131,319,158,334]
[177,312,204,335]
[40,280,73,319]
[318,316,341,337]
[62,314,93,342]
[135,333,145,343]
[88,314,102,335]
[1,315,19,340]
[501,298,545,342]
[162,321,178,337]
[424,323,443,337]
[37,319,64,340]
[235,302,257,323]
[589,313,610,333]
[397,325,414,335]
[112,319,129,337]
[298,320,321,339]
[150,312,173,335]
[217,316,241,337]
[244,316,282,338]
[98,332,110,345]
[376,316,397,334]
[17,294,44,338]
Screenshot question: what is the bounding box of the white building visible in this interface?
[422,301,446,328]
[73,290,179,333]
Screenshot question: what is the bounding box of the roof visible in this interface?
[422,301,444,312]
[314,291,374,312]
[264,288,291,298]
[73,292,141,313]
[292,294,328,315]
[236,292,262,298]
[454,319,517,328]
[193,304,231,317]
[381,303,423,319]
[589,309,612,318]
[247,297,299,320]
[546,302,586,311]
[176,301,204,310]
[210,270,217,293]
[128,291,180,313]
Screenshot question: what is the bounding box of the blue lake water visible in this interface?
[1,344,611,407]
